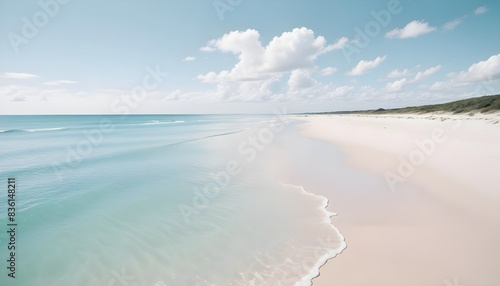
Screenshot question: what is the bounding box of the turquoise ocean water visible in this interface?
[0,115,345,286]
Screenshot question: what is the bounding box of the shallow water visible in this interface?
[0,115,344,286]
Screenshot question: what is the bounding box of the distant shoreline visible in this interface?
[305,94,500,115]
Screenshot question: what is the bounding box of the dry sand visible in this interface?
[296,113,500,286]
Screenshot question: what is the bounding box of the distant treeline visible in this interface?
[313,94,500,115]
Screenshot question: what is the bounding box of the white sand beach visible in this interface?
[296,113,500,286]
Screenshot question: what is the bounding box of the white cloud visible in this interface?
[43,80,78,86]
[195,27,353,102]
[443,18,462,31]
[326,85,354,99]
[263,29,347,72]
[288,69,318,90]
[197,27,347,82]
[385,20,437,39]
[163,89,183,101]
[182,56,196,61]
[1,72,39,79]
[320,67,338,76]
[207,76,286,102]
[200,46,215,52]
[348,55,387,76]
[456,54,500,82]
[320,37,349,54]
[430,54,500,91]
[0,85,55,102]
[387,68,410,78]
[474,6,488,15]
[429,81,451,91]
[385,65,441,92]
[413,65,441,82]
[386,78,408,92]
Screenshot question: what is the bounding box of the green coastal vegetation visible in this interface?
[317,94,500,115]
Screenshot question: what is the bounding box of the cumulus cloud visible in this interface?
[326,85,354,99]
[320,37,349,54]
[385,20,436,39]
[200,46,215,52]
[1,72,39,79]
[348,56,387,76]
[207,76,286,102]
[288,69,318,90]
[413,65,441,82]
[196,28,414,103]
[429,81,451,91]
[43,80,78,86]
[320,67,338,76]
[197,27,348,82]
[387,68,410,78]
[386,78,408,92]
[430,54,500,91]
[386,65,441,92]
[456,54,500,82]
[474,6,487,15]
[0,85,42,102]
[182,56,196,61]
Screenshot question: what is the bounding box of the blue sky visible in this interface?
[1,0,499,114]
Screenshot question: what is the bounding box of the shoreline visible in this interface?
[295,112,500,285]
[279,182,347,286]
